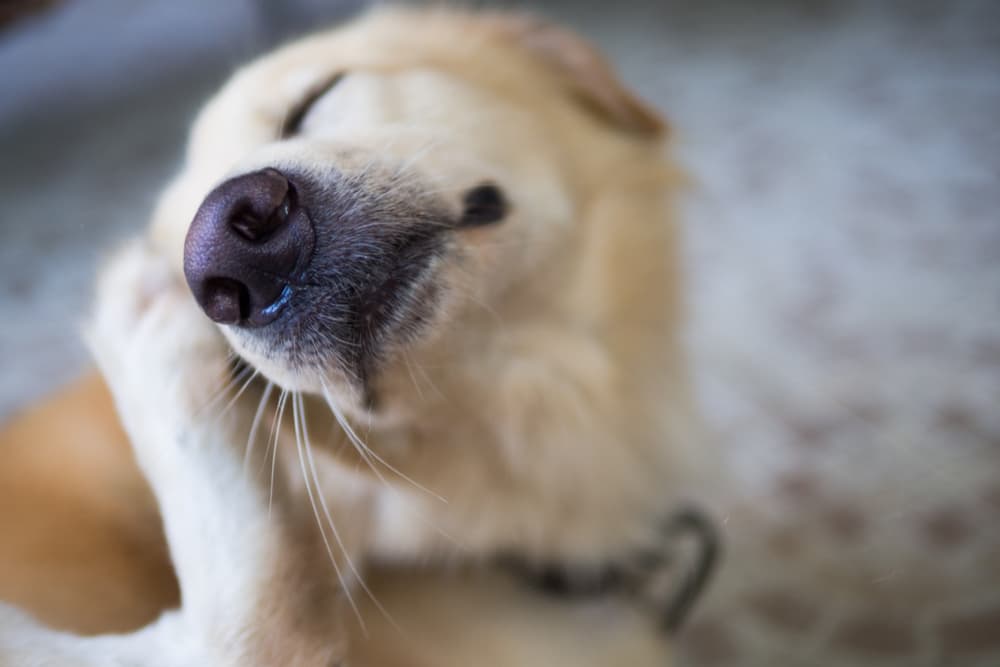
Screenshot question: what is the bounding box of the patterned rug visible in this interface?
[655,2,1000,664]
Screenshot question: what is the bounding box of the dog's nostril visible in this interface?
[229,175,292,242]
[202,277,249,324]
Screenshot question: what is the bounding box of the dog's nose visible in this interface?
[183,168,315,326]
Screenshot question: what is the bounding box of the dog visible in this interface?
[0,7,713,665]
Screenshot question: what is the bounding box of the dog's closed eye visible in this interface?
[281,73,346,137]
[459,183,508,227]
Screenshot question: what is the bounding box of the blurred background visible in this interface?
[1,1,998,665]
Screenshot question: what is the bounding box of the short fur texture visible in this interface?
[0,7,697,665]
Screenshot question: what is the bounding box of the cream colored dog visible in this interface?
[0,7,707,665]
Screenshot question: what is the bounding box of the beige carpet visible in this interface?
[659,3,1000,664]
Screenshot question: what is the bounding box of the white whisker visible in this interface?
[319,378,447,504]
[216,368,260,420]
[292,393,367,635]
[298,395,402,633]
[243,381,275,471]
[268,389,289,516]
[407,352,449,403]
[196,362,253,418]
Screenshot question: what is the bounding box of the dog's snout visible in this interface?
[183,168,315,327]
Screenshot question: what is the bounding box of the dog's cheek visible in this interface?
[490,327,618,462]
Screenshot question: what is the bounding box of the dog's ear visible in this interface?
[485,14,667,139]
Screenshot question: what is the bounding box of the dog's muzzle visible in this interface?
[181,164,449,384]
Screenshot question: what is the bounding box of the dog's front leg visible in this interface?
[0,605,193,667]
[0,241,347,667]
[87,241,350,665]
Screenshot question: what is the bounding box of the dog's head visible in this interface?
[151,8,671,418]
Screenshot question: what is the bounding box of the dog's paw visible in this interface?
[85,239,231,434]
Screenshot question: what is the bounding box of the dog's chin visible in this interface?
[225,339,331,396]
[225,341,373,418]
[220,287,445,423]
[225,348,411,426]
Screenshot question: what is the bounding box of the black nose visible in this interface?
[183,168,315,326]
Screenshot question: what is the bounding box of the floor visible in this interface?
[2,1,999,664]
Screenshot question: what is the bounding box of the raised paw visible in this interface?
[84,239,233,451]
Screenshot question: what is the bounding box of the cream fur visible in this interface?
[0,7,694,665]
